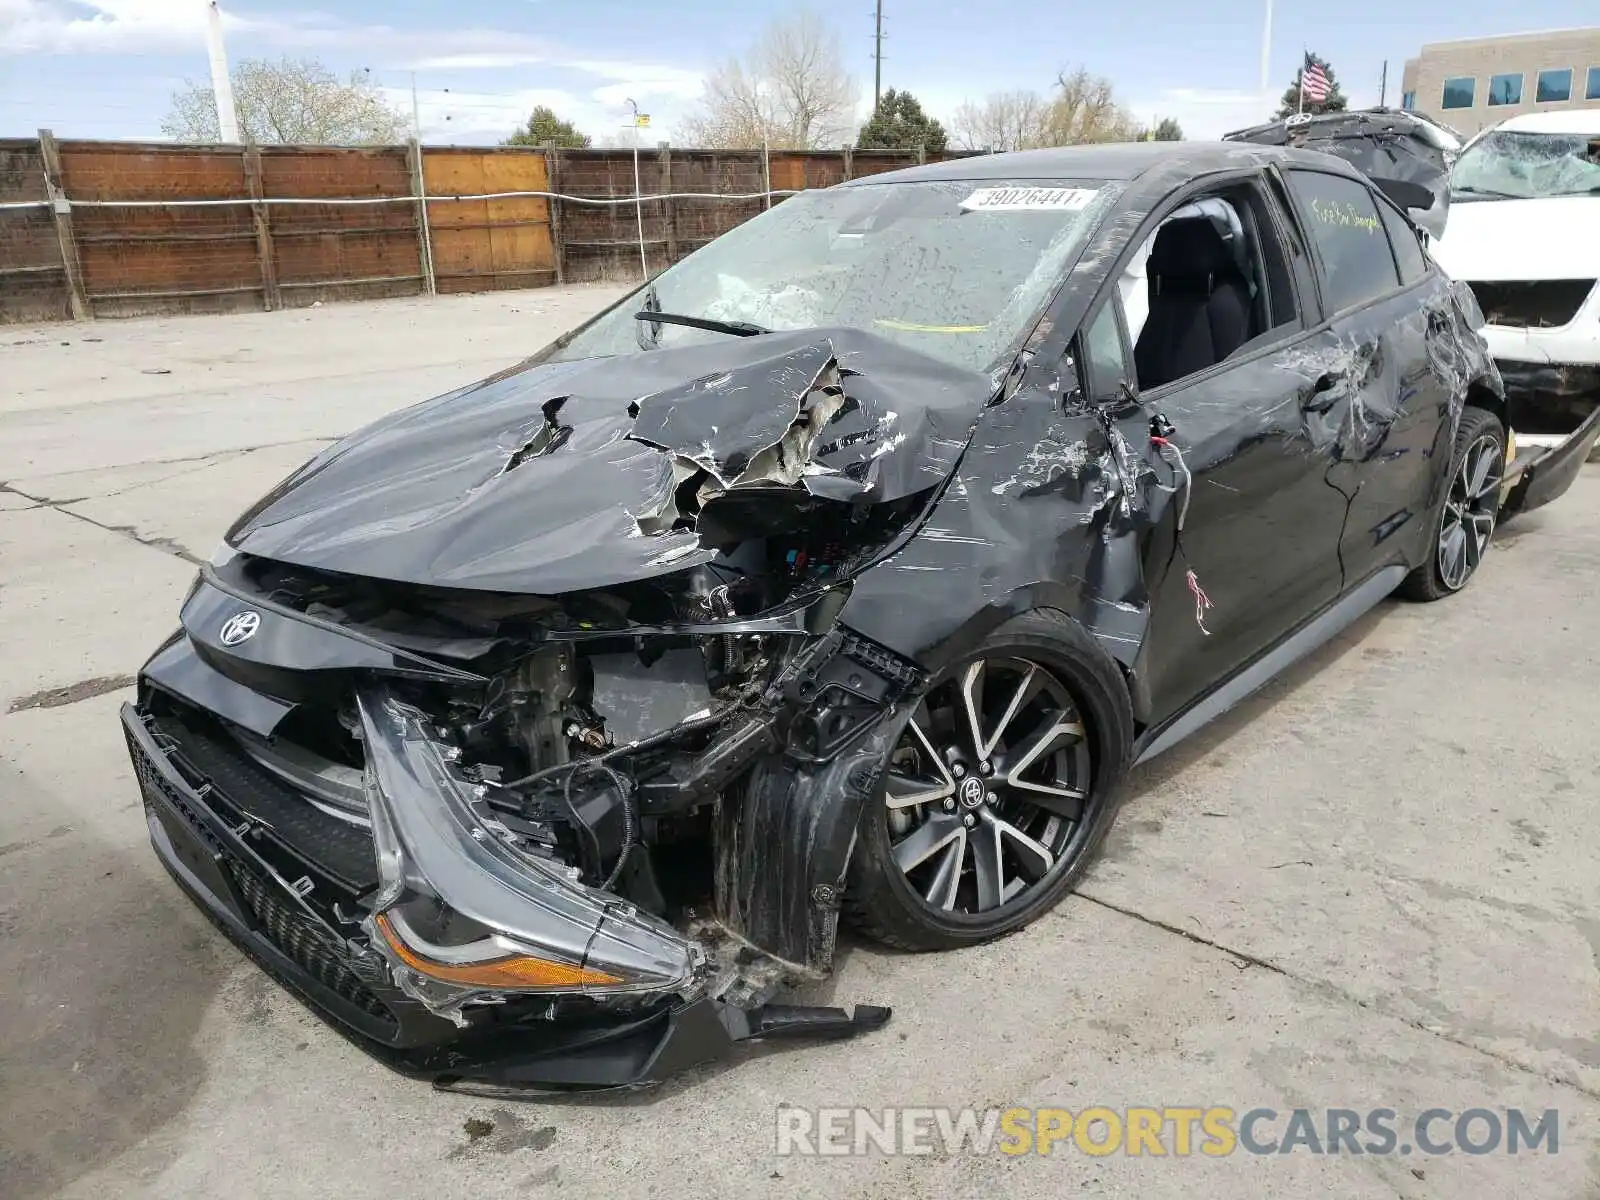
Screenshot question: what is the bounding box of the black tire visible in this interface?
[844,609,1134,952]
[1397,405,1506,602]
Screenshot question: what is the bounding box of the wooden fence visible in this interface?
[0,134,977,324]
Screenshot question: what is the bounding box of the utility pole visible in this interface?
[873,0,884,112]
[411,71,423,139]
[1379,59,1389,107]
[206,0,240,142]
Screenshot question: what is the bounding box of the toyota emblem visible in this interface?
[219,610,261,646]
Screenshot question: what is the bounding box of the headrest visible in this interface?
[1148,218,1236,282]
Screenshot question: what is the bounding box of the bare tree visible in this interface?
[950,89,1051,152]
[1040,67,1142,145]
[162,57,411,145]
[679,12,860,149]
[950,68,1141,152]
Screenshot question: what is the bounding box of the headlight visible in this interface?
[357,687,701,1023]
[372,908,623,990]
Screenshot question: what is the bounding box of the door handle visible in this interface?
[1302,372,1341,414]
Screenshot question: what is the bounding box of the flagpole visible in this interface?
[1259,0,1273,94]
[1297,46,1306,115]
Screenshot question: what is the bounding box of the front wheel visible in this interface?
[1398,405,1505,602]
[844,611,1134,951]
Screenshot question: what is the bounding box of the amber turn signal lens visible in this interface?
[374,914,624,988]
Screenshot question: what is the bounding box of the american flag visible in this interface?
[1300,54,1332,103]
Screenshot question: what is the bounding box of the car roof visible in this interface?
[838,140,1351,187]
[1487,106,1600,134]
[1224,107,1465,152]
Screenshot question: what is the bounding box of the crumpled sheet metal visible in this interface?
[1428,278,1504,414]
[225,328,993,593]
[836,269,1502,680]
[837,354,1167,672]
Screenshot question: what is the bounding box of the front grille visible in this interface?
[147,711,377,893]
[225,862,398,1029]
[127,719,398,1034]
[1467,279,1594,328]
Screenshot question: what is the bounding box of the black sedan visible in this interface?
[121,141,1600,1091]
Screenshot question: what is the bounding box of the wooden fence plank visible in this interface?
[37,129,89,320]
[243,145,281,310]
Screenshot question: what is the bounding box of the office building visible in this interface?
[1400,28,1600,135]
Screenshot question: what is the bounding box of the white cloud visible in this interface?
[2,0,215,53]
[1122,87,1275,139]
[395,82,699,147]
[406,52,551,70]
[0,2,563,62]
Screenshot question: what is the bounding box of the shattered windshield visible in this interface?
[1451,129,1600,200]
[548,178,1119,373]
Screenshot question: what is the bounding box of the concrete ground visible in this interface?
[2,289,1597,1200]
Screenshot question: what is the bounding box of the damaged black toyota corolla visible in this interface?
[122,143,1600,1091]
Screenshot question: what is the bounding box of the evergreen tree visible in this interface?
[504,106,592,148]
[857,88,949,152]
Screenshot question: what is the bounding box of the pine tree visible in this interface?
[504,106,591,148]
[1137,117,1184,141]
[856,89,949,152]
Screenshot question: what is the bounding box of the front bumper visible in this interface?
[1500,398,1600,519]
[124,695,888,1091]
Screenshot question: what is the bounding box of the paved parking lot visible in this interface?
[3,288,1598,1200]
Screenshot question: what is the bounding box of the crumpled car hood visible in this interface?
[1429,196,1600,281]
[226,328,992,593]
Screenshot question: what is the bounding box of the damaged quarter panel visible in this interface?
[1275,166,1466,588]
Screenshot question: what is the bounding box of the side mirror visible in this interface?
[1374,178,1437,212]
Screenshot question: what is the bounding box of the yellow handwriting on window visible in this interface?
[1309,195,1380,234]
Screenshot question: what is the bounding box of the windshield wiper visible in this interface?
[1451,184,1518,198]
[632,310,770,337]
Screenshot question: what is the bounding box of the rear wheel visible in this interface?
[1398,406,1505,602]
[844,611,1133,951]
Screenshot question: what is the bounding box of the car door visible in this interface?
[1276,167,1453,587]
[1078,173,1352,728]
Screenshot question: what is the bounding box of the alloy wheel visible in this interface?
[882,655,1095,917]
[1438,432,1503,592]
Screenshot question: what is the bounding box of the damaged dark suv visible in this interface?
[122,142,1600,1091]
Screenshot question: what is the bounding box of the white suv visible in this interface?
[1429,108,1600,455]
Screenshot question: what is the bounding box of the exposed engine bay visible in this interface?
[222,541,927,925]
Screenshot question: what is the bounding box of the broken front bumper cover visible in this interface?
[1501,397,1600,519]
[122,698,889,1091]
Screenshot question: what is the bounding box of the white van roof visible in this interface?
[1488,107,1600,135]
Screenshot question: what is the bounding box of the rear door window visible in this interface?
[1285,170,1401,314]
[1374,197,1429,285]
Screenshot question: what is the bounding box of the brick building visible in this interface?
[1400,28,1600,135]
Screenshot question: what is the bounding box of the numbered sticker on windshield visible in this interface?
[959,187,1099,213]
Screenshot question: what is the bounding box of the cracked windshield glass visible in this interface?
[550,178,1118,373]
[1451,129,1600,200]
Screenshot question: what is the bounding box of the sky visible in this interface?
[1,0,1596,146]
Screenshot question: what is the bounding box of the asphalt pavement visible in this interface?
[2,288,1597,1199]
